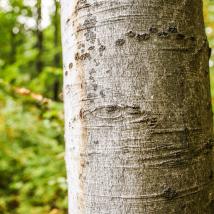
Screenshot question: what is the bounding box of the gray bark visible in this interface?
[61,0,214,213]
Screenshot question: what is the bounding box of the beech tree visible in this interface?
[61,0,214,213]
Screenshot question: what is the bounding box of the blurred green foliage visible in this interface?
[0,0,214,214]
[0,0,66,213]
[0,81,66,214]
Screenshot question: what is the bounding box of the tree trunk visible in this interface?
[61,0,214,213]
[36,0,43,74]
[10,29,16,64]
[53,0,60,101]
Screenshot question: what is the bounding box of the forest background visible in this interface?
[0,0,214,213]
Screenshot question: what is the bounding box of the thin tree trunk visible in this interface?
[10,30,16,64]
[36,0,43,74]
[61,0,214,213]
[53,0,60,101]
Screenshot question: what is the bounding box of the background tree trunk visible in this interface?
[61,0,214,213]
[36,0,43,74]
[53,0,61,101]
[10,29,16,64]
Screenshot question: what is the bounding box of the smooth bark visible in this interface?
[61,0,214,213]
